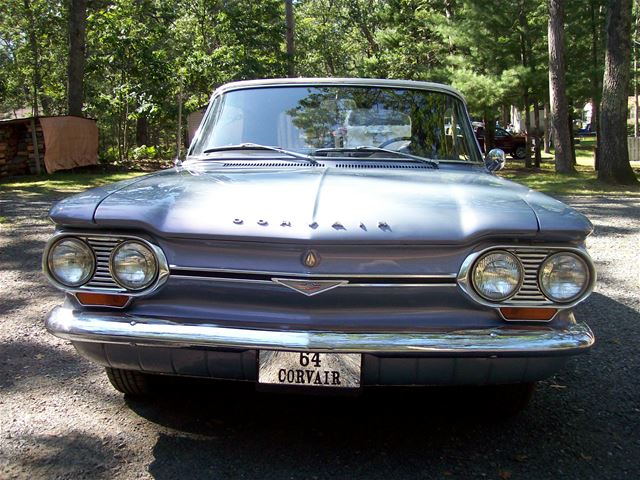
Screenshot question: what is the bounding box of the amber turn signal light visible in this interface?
[75,293,130,308]
[500,307,557,321]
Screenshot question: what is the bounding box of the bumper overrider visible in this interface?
[46,306,594,386]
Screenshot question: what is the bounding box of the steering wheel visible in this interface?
[378,136,412,149]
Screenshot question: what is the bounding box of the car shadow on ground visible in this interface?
[1,431,122,480]
[118,293,639,480]
[131,383,532,479]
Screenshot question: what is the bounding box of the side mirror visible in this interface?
[484,148,506,172]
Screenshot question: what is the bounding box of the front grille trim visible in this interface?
[506,248,553,306]
[83,236,126,292]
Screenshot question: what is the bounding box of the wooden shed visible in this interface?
[187,108,206,144]
[0,116,98,178]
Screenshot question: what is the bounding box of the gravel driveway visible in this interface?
[0,191,638,480]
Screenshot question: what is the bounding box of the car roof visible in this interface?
[212,78,466,103]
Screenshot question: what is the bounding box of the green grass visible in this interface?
[1,139,638,198]
[0,215,8,224]
[0,171,146,197]
[498,138,640,197]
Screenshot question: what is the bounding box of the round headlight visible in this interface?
[110,241,158,290]
[539,252,589,303]
[47,238,95,287]
[472,251,523,301]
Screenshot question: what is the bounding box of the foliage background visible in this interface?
[0,0,617,163]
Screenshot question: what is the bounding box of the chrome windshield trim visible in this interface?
[46,306,594,355]
[213,78,468,103]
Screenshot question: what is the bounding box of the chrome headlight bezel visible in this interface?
[538,252,591,303]
[470,250,524,302]
[46,237,96,287]
[109,240,159,291]
[457,246,596,322]
[43,232,170,298]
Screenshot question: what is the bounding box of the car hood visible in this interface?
[50,164,592,244]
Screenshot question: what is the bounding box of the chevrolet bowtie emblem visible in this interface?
[302,249,320,268]
[272,278,347,296]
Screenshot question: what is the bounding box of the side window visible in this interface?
[495,128,508,138]
[442,104,472,161]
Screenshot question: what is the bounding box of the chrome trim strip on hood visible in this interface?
[171,275,458,288]
[170,266,457,280]
[46,305,594,355]
[170,266,458,289]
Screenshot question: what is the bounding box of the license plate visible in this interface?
[258,351,361,388]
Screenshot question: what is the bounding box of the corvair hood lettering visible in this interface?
[49,165,593,243]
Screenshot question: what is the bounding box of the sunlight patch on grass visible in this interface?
[499,138,640,196]
[0,171,147,196]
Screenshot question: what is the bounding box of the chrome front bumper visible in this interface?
[45,306,594,356]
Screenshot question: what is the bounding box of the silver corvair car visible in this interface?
[44,78,595,412]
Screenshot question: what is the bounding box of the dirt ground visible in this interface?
[0,191,638,480]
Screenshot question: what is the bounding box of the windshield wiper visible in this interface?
[202,143,319,164]
[313,146,439,168]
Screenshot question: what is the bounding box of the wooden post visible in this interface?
[29,117,41,174]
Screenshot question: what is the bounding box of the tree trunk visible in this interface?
[599,0,638,184]
[67,0,87,116]
[567,104,577,165]
[136,116,149,147]
[543,100,552,153]
[501,104,509,127]
[116,111,123,162]
[24,0,50,115]
[123,99,129,160]
[285,0,294,77]
[593,98,601,169]
[534,100,542,167]
[548,0,575,173]
[523,94,533,168]
[591,0,602,169]
[482,112,495,153]
[635,4,639,137]
[176,91,183,159]
[444,0,455,53]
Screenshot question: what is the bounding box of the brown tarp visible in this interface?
[39,116,98,173]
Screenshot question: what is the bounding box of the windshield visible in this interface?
[189,85,481,162]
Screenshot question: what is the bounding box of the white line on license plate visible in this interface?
[258,351,361,388]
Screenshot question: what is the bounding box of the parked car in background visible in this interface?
[475,125,528,159]
[577,123,596,137]
[43,78,596,414]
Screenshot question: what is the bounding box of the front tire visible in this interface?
[105,367,154,396]
[486,382,536,416]
[513,146,527,159]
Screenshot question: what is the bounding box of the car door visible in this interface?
[495,127,513,152]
